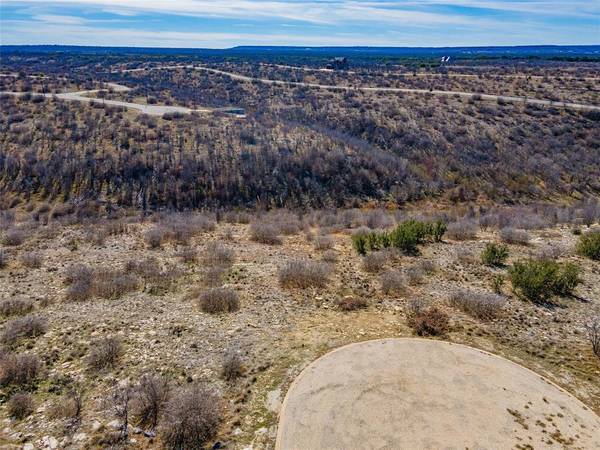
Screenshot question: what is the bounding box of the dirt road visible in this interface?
[0,82,211,116]
[192,66,600,111]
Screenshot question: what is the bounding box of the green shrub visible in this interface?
[508,259,581,303]
[352,220,445,256]
[481,243,509,267]
[577,231,600,260]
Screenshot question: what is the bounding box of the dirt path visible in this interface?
[113,64,600,110]
[0,86,211,116]
[275,338,600,450]
[194,66,600,111]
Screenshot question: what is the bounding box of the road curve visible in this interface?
[122,64,599,111]
[276,338,600,450]
[0,85,211,116]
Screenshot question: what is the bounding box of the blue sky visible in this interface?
[0,1,598,48]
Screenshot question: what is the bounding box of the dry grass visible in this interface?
[335,296,368,311]
[380,270,407,295]
[500,227,530,245]
[314,235,335,251]
[362,251,389,273]
[278,260,332,288]
[88,337,122,371]
[198,288,240,314]
[0,353,43,386]
[204,242,235,267]
[250,222,282,245]
[221,348,245,381]
[449,289,506,320]
[0,298,34,317]
[446,220,478,241]
[19,251,42,268]
[1,315,48,346]
[2,228,26,246]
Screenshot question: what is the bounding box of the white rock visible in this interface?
[23,444,34,450]
[42,436,58,449]
[73,432,87,443]
[107,419,121,429]
[255,427,268,435]
[91,420,102,431]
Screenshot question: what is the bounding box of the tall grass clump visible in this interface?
[481,243,509,267]
[577,231,600,260]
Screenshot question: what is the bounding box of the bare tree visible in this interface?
[585,317,600,359]
[107,382,133,441]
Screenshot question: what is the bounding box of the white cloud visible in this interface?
[31,14,86,24]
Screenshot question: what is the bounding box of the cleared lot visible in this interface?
[276,338,600,450]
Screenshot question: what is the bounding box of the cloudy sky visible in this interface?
[1,1,598,48]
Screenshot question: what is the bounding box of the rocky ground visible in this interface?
[0,209,599,449]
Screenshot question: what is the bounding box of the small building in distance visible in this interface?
[326,57,349,70]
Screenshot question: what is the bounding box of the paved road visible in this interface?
[276,338,600,450]
[0,82,211,116]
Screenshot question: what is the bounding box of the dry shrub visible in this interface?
[410,307,449,336]
[160,384,221,450]
[0,297,34,317]
[266,211,303,235]
[204,266,226,287]
[362,251,389,273]
[1,315,48,345]
[204,242,235,267]
[132,373,170,430]
[88,337,122,371]
[93,269,139,299]
[449,289,506,320]
[19,251,42,269]
[314,235,334,251]
[455,248,477,265]
[406,297,429,319]
[322,250,338,263]
[221,348,245,381]
[177,246,198,263]
[0,353,43,386]
[223,211,251,224]
[144,227,165,249]
[585,317,600,360]
[278,260,331,288]
[104,219,129,236]
[405,265,425,286]
[380,270,406,294]
[500,227,530,245]
[0,248,8,269]
[335,296,367,311]
[8,392,34,420]
[198,288,240,314]
[163,214,216,245]
[249,222,282,245]
[48,388,83,422]
[64,264,93,286]
[66,279,93,302]
[446,220,478,241]
[2,228,26,246]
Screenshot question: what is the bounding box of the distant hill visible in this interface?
[1,44,599,60]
